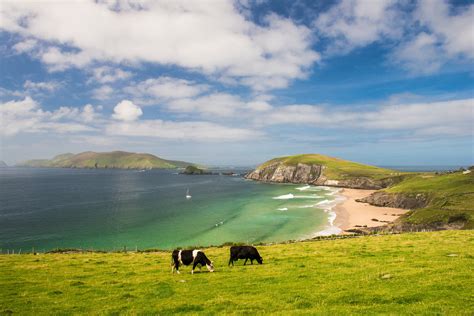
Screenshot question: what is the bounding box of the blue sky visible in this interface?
[0,0,473,166]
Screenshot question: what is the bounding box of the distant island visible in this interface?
[246,154,474,232]
[181,165,212,175]
[17,151,194,170]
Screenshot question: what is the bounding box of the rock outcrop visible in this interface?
[245,161,396,190]
[356,191,429,209]
[181,165,213,175]
[246,162,322,183]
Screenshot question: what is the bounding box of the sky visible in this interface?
[0,0,473,167]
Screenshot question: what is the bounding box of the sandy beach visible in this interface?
[334,188,408,231]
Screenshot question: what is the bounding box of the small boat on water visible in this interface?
[186,188,192,199]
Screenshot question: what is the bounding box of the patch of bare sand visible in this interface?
[334,188,408,231]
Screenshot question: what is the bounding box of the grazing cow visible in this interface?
[171,249,214,274]
[228,246,263,266]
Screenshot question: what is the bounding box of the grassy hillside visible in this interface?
[18,151,193,169]
[1,231,473,315]
[260,154,402,180]
[386,171,474,228]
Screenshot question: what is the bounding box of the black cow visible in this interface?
[228,246,263,266]
[171,249,214,274]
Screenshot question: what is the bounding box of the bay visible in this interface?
[0,168,337,251]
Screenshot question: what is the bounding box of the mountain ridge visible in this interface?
[17,151,194,170]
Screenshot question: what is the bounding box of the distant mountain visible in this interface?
[0,161,8,168]
[17,151,194,169]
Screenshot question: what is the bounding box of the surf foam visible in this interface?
[273,193,294,200]
[295,185,310,191]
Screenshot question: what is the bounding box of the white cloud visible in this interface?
[24,80,60,92]
[416,0,474,59]
[106,120,262,141]
[314,0,403,54]
[167,93,243,117]
[166,93,273,117]
[112,100,143,121]
[92,85,114,100]
[125,77,209,101]
[392,0,474,74]
[261,98,474,138]
[1,0,318,90]
[0,97,97,136]
[12,39,38,53]
[91,66,132,84]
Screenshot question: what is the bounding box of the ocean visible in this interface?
[0,168,340,251]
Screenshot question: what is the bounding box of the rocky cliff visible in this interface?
[356,191,429,209]
[245,161,398,189]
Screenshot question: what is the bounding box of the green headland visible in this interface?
[17,151,194,170]
[247,153,474,231]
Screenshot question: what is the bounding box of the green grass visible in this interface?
[18,151,194,169]
[386,172,474,228]
[260,154,402,180]
[1,231,473,315]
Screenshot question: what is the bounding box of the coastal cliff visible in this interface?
[245,154,401,189]
[356,191,428,209]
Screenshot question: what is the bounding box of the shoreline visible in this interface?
[333,188,408,232]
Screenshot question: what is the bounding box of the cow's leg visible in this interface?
[244,258,248,265]
[251,259,254,265]
[192,261,199,274]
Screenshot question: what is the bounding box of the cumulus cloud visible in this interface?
[416,0,474,59]
[24,80,60,92]
[112,100,143,121]
[90,66,133,84]
[166,93,273,117]
[0,0,318,90]
[314,0,404,54]
[125,77,209,102]
[260,98,474,138]
[0,97,98,136]
[392,0,474,74]
[106,120,263,141]
[92,85,114,100]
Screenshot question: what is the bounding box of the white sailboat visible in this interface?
[186,188,192,199]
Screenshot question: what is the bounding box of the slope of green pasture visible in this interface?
[1,231,473,315]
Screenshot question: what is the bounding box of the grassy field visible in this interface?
[1,231,473,315]
[260,154,402,180]
[386,172,474,228]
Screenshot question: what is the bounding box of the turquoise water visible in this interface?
[0,168,339,251]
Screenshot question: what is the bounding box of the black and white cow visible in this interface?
[228,246,263,266]
[171,249,214,274]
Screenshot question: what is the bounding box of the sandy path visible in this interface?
[334,188,408,231]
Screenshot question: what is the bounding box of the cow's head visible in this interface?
[257,257,263,264]
[206,261,214,272]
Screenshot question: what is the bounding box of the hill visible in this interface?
[246,154,405,189]
[247,154,474,230]
[17,151,194,170]
[360,170,474,230]
[0,231,472,314]
[181,165,212,175]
